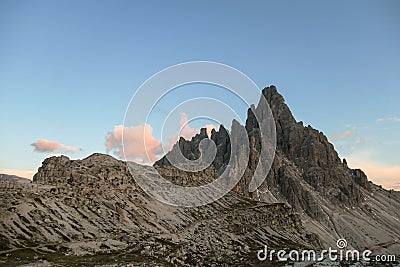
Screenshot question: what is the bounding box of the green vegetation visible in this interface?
[0,247,169,267]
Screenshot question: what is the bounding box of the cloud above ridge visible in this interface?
[106,113,218,164]
[329,130,354,141]
[105,124,163,164]
[165,113,217,151]
[31,139,81,153]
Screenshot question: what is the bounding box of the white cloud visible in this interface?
[377,117,400,123]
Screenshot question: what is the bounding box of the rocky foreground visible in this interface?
[1,154,321,266]
[0,86,399,266]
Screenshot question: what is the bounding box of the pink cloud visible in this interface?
[106,114,219,164]
[165,113,217,151]
[205,124,217,138]
[31,139,81,153]
[329,130,354,141]
[105,124,163,164]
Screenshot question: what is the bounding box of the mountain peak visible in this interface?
[261,85,296,125]
[262,84,278,95]
[156,85,371,215]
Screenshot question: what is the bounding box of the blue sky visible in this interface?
[0,0,399,189]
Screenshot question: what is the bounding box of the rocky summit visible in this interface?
[156,86,400,258]
[1,86,400,266]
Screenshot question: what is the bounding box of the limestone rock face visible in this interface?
[155,85,372,217]
[33,153,133,187]
[351,168,371,189]
[261,86,371,208]
[210,125,230,172]
[33,155,71,182]
[154,129,211,168]
[155,125,233,175]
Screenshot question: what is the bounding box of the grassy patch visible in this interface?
[0,247,170,267]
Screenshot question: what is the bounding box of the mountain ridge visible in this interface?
[0,174,31,183]
[0,85,399,266]
[154,85,400,253]
[155,85,371,211]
